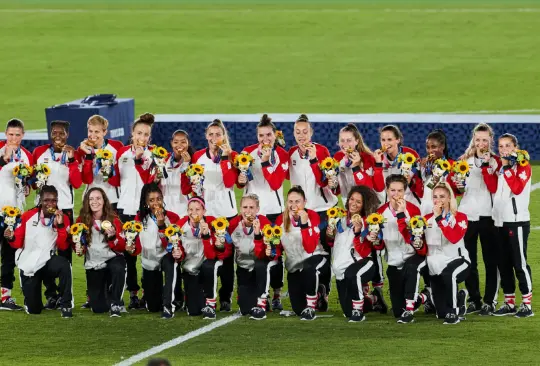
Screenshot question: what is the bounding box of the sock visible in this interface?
[130,290,138,298]
[406,299,415,311]
[1,288,11,302]
[372,282,383,289]
[522,293,532,307]
[257,297,267,309]
[366,294,377,304]
[504,293,516,307]
[352,299,364,311]
[306,295,317,308]
[418,293,427,304]
[206,298,217,309]
[362,283,370,296]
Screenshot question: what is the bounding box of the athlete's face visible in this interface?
[88,190,105,214]
[426,138,444,158]
[348,192,363,215]
[257,126,276,147]
[240,198,259,221]
[498,137,516,158]
[5,127,24,147]
[294,122,312,147]
[380,130,400,155]
[132,123,151,147]
[146,192,163,212]
[287,192,305,215]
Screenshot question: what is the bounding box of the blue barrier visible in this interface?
[152,114,540,160]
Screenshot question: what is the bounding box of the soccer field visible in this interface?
[1,1,540,365]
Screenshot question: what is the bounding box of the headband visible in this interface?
[188,196,205,208]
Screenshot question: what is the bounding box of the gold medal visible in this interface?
[47,207,57,214]
[101,220,112,231]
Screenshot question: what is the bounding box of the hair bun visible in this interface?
[260,114,272,123]
[297,114,309,122]
[138,113,155,124]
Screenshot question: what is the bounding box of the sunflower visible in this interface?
[320,157,335,170]
[212,217,229,231]
[12,166,19,176]
[102,150,113,160]
[367,213,385,225]
[276,130,284,138]
[454,160,470,175]
[410,217,419,228]
[519,159,529,167]
[436,159,451,171]
[122,222,132,231]
[70,224,82,235]
[339,208,347,217]
[263,224,274,238]
[14,207,21,216]
[188,164,204,176]
[273,226,283,237]
[235,153,252,166]
[42,164,51,175]
[399,152,416,165]
[164,227,175,237]
[132,222,143,233]
[152,146,168,158]
[327,207,338,218]
[7,208,16,217]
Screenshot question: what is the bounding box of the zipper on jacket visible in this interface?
[320,187,328,204]
[512,197,518,220]
[228,191,234,209]
[275,191,282,210]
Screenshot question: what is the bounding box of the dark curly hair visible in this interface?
[345,186,380,217]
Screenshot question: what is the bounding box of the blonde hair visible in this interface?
[206,119,231,145]
[340,123,373,155]
[432,182,458,215]
[240,193,260,207]
[87,115,108,130]
[461,123,494,159]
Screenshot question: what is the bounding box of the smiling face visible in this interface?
[5,127,24,147]
[240,197,260,221]
[473,130,491,154]
[88,189,105,214]
[51,125,68,150]
[171,133,189,156]
[348,192,364,215]
[498,137,516,158]
[287,192,305,215]
[387,181,405,202]
[426,138,444,158]
[294,121,313,148]
[380,130,400,155]
[41,192,58,216]
[257,126,276,147]
[206,125,224,151]
[433,187,450,211]
[188,201,205,223]
[132,123,151,147]
[87,123,107,146]
[339,130,358,153]
[146,191,164,213]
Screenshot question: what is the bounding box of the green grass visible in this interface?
[1,1,540,365]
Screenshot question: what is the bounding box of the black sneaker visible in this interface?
[202,305,216,319]
[515,303,534,318]
[421,288,436,314]
[44,297,59,310]
[493,303,517,317]
[316,284,329,312]
[172,300,185,312]
[0,297,23,311]
[479,303,495,316]
[397,310,415,324]
[443,313,460,325]
[61,308,73,318]
[457,289,468,319]
[372,287,388,314]
[271,298,283,311]
[348,309,365,323]
[138,297,147,310]
[110,305,122,318]
[249,307,267,320]
[466,301,482,314]
[81,301,91,309]
[300,307,316,321]
[161,306,174,319]
[128,296,140,310]
[220,301,231,312]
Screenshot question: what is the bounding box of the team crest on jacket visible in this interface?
[519,171,528,181]
[458,221,467,230]
[281,163,289,171]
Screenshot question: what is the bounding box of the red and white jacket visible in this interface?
[175,216,232,275]
[0,142,33,209]
[492,163,532,227]
[108,145,154,216]
[161,155,190,217]
[373,146,423,206]
[228,215,278,271]
[10,207,70,276]
[131,211,180,271]
[185,148,238,218]
[72,217,125,270]
[33,144,83,210]
[80,139,124,204]
[450,154,500,221]
[424,211,469,276]
[333,151,384,204]
[377,202,423,268]
[328,216,374,280]
[238,144,289,216]
[275,209,326,273]
[288,144,338,212]
[420,157,455,215]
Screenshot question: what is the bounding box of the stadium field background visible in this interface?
[1,1,539,365]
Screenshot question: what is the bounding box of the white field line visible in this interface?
[1,8,540,14]
[532,182,540,192]
[114,313,241,366]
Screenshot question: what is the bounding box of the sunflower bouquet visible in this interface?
[408,215,427,249]
[186,164,205,197]
[320,157,339,186]
[363,213,386,245]
[507,149,530,167]
[426,159,452,189]
[122,220,143,254]
[262,224,282,257]
[234,152,254,181]
[276,130,286,148]
[151,145,169,180]
[164,224,184,254]
[397,152,417,178]
[12,162,33,190]
[32,163,51,191]
[452,160,470,191]
[0,206,21,232]
[211,217,232,250]
[326,207,346,233]
[95,149,115,181]
[70,223,89,256]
